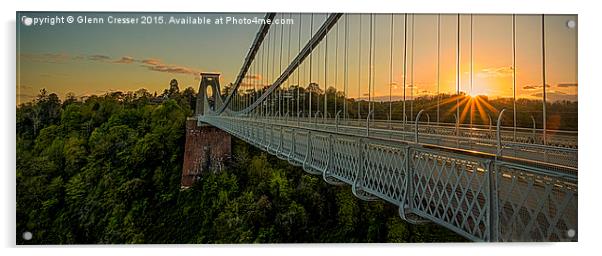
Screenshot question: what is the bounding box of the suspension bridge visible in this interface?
[182,13,578,242]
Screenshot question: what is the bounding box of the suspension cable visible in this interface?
[410,14,414,122]
[334,18,339,119]
[512,14,517,141]
[358,14,362,120]
[389,14,394,126]
[309,13,314,119]
[316,16,322,119]
[324,16,328,122]
[261,32,265,117]
[437,14,441,124]
[297,13,302,117]
[233,14,342,116]
[403,13,407,128]
[280,16,284,117]
[272,22,277,117]
[456,14,460,132]
[344,14,348,120]
[541,14,547,145]
[264,27,273,116]
[470,14,473,127]
[287,13,292,118]
[369,14,374,120]
[246,53,249,112]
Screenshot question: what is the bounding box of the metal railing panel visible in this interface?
[361,142,409,205]
[494,161,577,242]
[410,147,491,241]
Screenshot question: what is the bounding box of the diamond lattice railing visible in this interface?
[362,143,408,205]
[200,115,577,242]
[409,148,491,241]
[495,162,577,242]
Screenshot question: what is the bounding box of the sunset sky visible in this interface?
[17,12,577,105]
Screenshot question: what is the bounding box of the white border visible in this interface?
[3,0,600,255]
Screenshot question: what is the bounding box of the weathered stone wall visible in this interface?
[181,118,231,188]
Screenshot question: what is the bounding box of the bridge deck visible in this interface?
[201,115,578,242]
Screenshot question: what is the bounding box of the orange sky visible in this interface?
[310,14,578,102]
[17,13,577,104]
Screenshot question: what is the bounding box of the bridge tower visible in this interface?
[181,73,232,188]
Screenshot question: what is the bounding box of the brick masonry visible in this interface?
[181,118,231,188]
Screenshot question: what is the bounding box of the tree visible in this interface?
[16,86,464,244]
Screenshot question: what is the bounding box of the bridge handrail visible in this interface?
[415,109,425,143]
[206,115,577,176]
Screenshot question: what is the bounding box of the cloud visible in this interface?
[523,85,538,90]
[557,83,578,88]
[532,90,566,97]
[523,84,551,90]
[88,54,111,62]
[20,53,72,63]
[21,53,132,65]
[21,52,202,79]
[245,74,262,80]
[479,66,513,78]
[390,82,399,90]
[141,58,162,66]
[145,64,197,75]
[114,56,135,64]
[531,90,577,102]
[139,58,200,77]
[530,90,577,102]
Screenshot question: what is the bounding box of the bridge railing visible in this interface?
[200,115,577,242]
[225,114,577,169]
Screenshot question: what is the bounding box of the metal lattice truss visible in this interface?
[201,115,577,242]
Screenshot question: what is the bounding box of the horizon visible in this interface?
[17,81,578,105]
[17,12,577,105]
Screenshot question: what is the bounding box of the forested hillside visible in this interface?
[16,83,464,244]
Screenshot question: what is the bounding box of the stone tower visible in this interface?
[180,73,232,188]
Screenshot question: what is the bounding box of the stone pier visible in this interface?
[180,117,231,188]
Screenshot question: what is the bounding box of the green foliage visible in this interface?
[241,86,578,131]
[16,85,464,244]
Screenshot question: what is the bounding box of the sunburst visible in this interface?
[439,94,499,125]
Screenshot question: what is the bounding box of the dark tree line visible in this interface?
[232,84,578,130]
[16,80,464,244]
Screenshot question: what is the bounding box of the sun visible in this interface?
[467,91,479,98]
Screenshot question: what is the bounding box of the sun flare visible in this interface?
[467,91,480,98]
